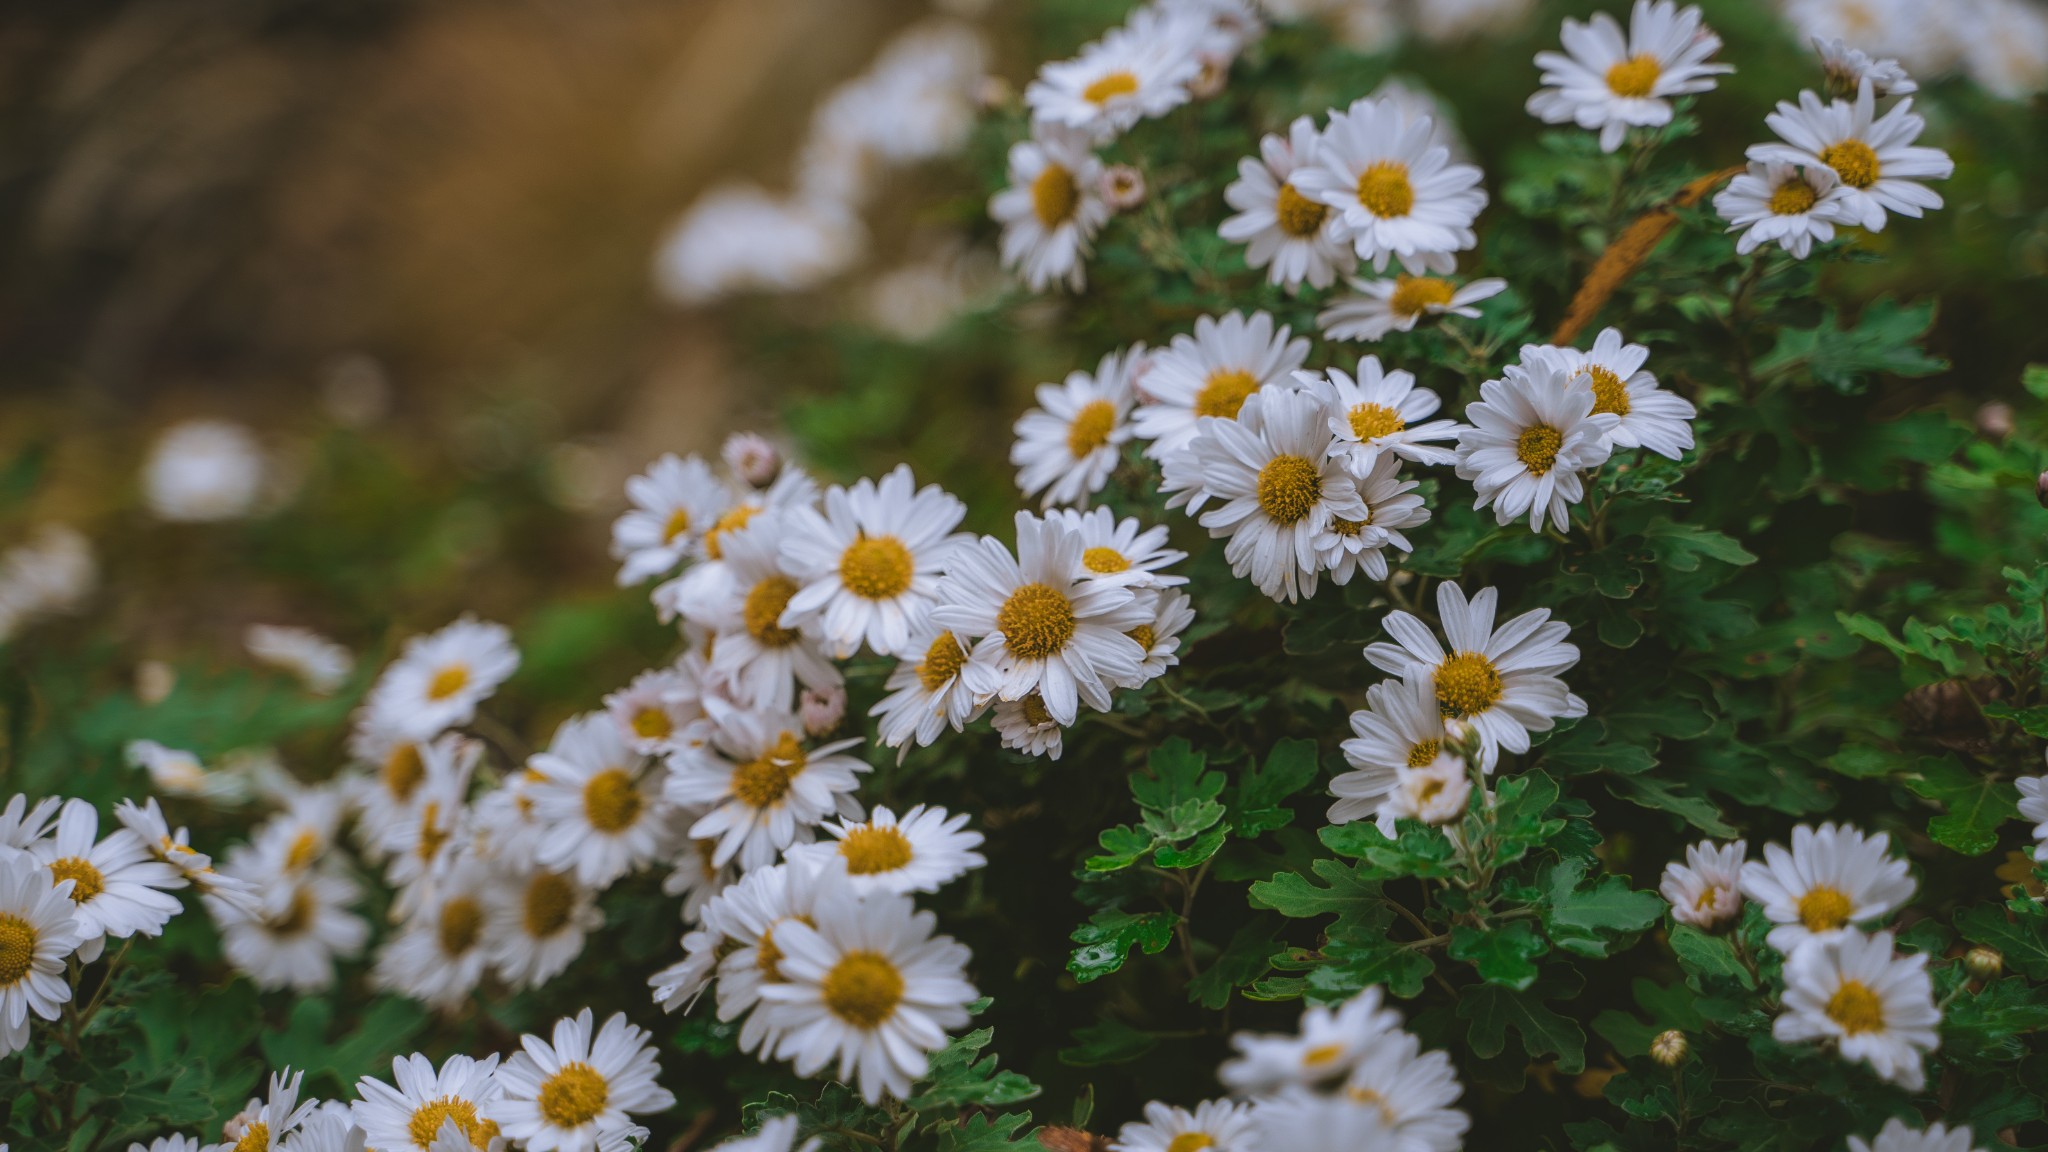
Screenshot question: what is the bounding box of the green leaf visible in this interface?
[1903,756,2019,856]
[909,1026,1042,1112]
[1642,519,1758,571]
[259,997,428,1099]
[1668,924,1756,990]
[1317,821,1461,880]
[1232,738,1320,836]
[1068,910,1178,983]
[1957,901,2048,981]
[1982,701,2048,740]
[1542,859,1664,957]
[1451,921,1549,989]
[1605,774,1737,837]
[1754,297,1948,392]
[1187,917,1281,1009]
[1249,858,1387,932]
[1085,825,1157,872]
[1458,978,1588,1073]
[1312,934,1435,1001]
[935,1112,1037,1152]
[1132,738,1227,842]
[1057,1018,1162,1067]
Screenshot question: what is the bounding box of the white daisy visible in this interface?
[211,1070,319,1152]
[378,737,480,903]
[1219,987,1403,1093]
[778,465,970,658]
[246,625,354,694]
[1132,312,1310,461]
[1659,839,1746,929]
[1782,0,1925,68]
[1960,0,2048,102]
[1379,751,1473,828]
[1289,95,1486,274]
[1316,274,1508,343]
[113,797,259,914]
[142,419,267,522]
[1219,116,1357,291]
[756,886,979,1104]
[373,863,492,1009]
[353,1053,505,1152]
[1126,588,1195,686]
[0,856,83,1058]
[1179,386,1369,603]
[666,708,869,871]
[702,526,844,714]
[870,628,986,760]
[488,1009,676,1152]
[1332,676,1448,831]
[207,857,366,992]
[1306,355,1463,474]
[1363,581,1588,770]
[1712,160,1851,259]
[1814,37,1916,97]
[611,453,729,586]
[486,865,602,991]
[1528,328,1696,459]
[1312,453,1429,585]
[709,1116,820,1152]
[279,1109,367,1152]
[1012,345,1143,510]
[662,832,736,924]
[789,805,986,896]
[2018,774,2048,861]
[526,712,675,889]
[650,916,726,1014]
[1112,1099,1255,1152]
[694,467,822,568]
[1025,7,1203,141]
[125,739,247,803]
[709,858,852,1055]
[1848,1119,1982,1152]
[992,694,1065,760]
[1747,80,1953,232]
[137,1136,206,1152]
[0,794,57,860]
[604,666,705,756]
[29,798,184,962]
[1049,506,1187,590]
[1525,0,1733,153]
[1453,353,1619,534]
[932,512,1150,724]
[1336,1028,1470,1152]
[1738,823,1916,953]
[1248,1093,1393,1152]
[347,723,434,862]
[1774,929,1939,1090]
[361,616,520,742]
[989,127,1111,293]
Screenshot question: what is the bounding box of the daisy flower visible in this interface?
[246,625,354,694]
[1713,161,1851,259]
[1112,1100,1255,1152]
[653,470,820,626]
[0,856,84,1058]
[1528,328,1696,459]
[610,453,728,586]
[361,616,520,742]
[1659,839,1746,929]
[1525,0,1733,153]
[992,694,1065,760]
[207,856,367,992]
[526,712,675,889]
[1747,79,1953,233]
[1219,987,1403,1093]
[2018,774,2048,861]
[1337,1028,1471,1152]
[125,739,247,803]
[488,1010,676,1152]
[989,127,1111,293]
[710,858,851,1055]
[1126,588,1195,687]
[789,805,986,896]
[1332,676,1448,831]
[138,1136,206,1152]
[1049,506,1187,590]
[1774,929,1939,1090]
[280,1109,369,1152]
[142,419,267,522]
[1306,355,1462,474]
[777,464,970,658]
[1132,311,1310,461]
[1025,8,1202,140]
[347,724,434,862]
[1312,453,1429,585]
[1738,822,1916,953]
[29,797,184,962]
[353,1053,505,1152]
[1249,1093,1392,1152]
[756,886,979,1104]
[377,736,480,901]
[1782,0,1924,71]
[1317,274,1508,343]
[1453,353,1618,534]
[932,512,1150,725]
[870,628,986,759]
[696,467,821,567]
[1219,116,1357,291]
[1289,94,1486,274]
[662,832,737,924]
[114,797,258,913]
[650,918,726,1013]
[666,707,868,872]
[0,794,58,859]
[710,1115,820,1152]
[1363,581,1587,770]
[1179,386,1369,603]
[1814,37,1916,97]
[218,1070,319,1152]
[1012,345,1143,510]
[373,863,492,1009]
[1379,751,1473,828]
[1848,1120,1982,1152]
[486,865,602,991]
[1960,0,2048,102]
[703,524,845,713]
[604,665,704,756]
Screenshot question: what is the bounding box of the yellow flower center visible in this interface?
[1032,164,1079,229]
[1515,424,1563,476]
[916,631,967,692]
[1128,624,1157,651]
[1348,402,1407,441]
[437,896,483,956]
[1275,182,1328,237]
[582,768,643,833]
[1798,885,1854,932]
[49,857,105,904]
[1354,161,1414,218]
[1770,179,1819,215]
[1696,887,1720,911]
[1082,546,1131,574]
[1020,693,1054,726]
[1406,739,1441,767]
[1825,979,1885,1035]
[821,950,905,1028]
[383,742,424,801]
[743,575,802,647]
[417,802,448,862]
[840,826,915,875]
[662,507,692,544]
[1255,453,1322,524]
[268,887,316,936]
[1194,370,1262,419]
[1082,70,1139,104]
[704,504,759,561]
[1066,399,1118,458]
[1302,1043,1346,1068]
[1434,652,1503,718]
[840,535,915,600]
[756,917,811,977]
[732,732,807,809]
[1388,275,1457,319]
[234,1123,270,1152]
[0,913,38,984]
[407,1098,498,1151]
[997,583,1077,660]
[427,664,470,702]
[1586,366,1632,417]
[286,828,323,871]
[537,1062,610,1129]
[523,870,576,937]
[1166,1135,1214,1152]
[1416,776,1448,804]
[632,707,673,741]
[1344,1086,1397,1126]
[1821,139,1880,189]
[1605,54,1662,98]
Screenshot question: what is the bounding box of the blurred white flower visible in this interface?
[246,626,354,695]
[143,419,267,522]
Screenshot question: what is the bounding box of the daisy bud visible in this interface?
[1976,401,2015,442]
[1189,55,1231,99]
[976,74,1014,110]
[721,432,782,488]
[1099,165,1147,212]
[2036,471,2048,509]
[800,683,847,737]
[1650,1029,1688,1066]
[1965,946,2003,981]
[135,659,177,705]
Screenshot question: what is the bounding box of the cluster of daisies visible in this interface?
[129,1009,677,1152]
[1778,0,2048,103]
[1659,824,1939,1091]
[1105,987,1467,1152]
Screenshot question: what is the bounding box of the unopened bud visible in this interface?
[799,684,846,737]
[1189,54,1231,99]
[721,432,781,489]
[1977,401,2015,442]
[1099,165,1147,212]
[1965,946,2003,980]
[2038,471,2048,509]
[1650,1029,1688,1066]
